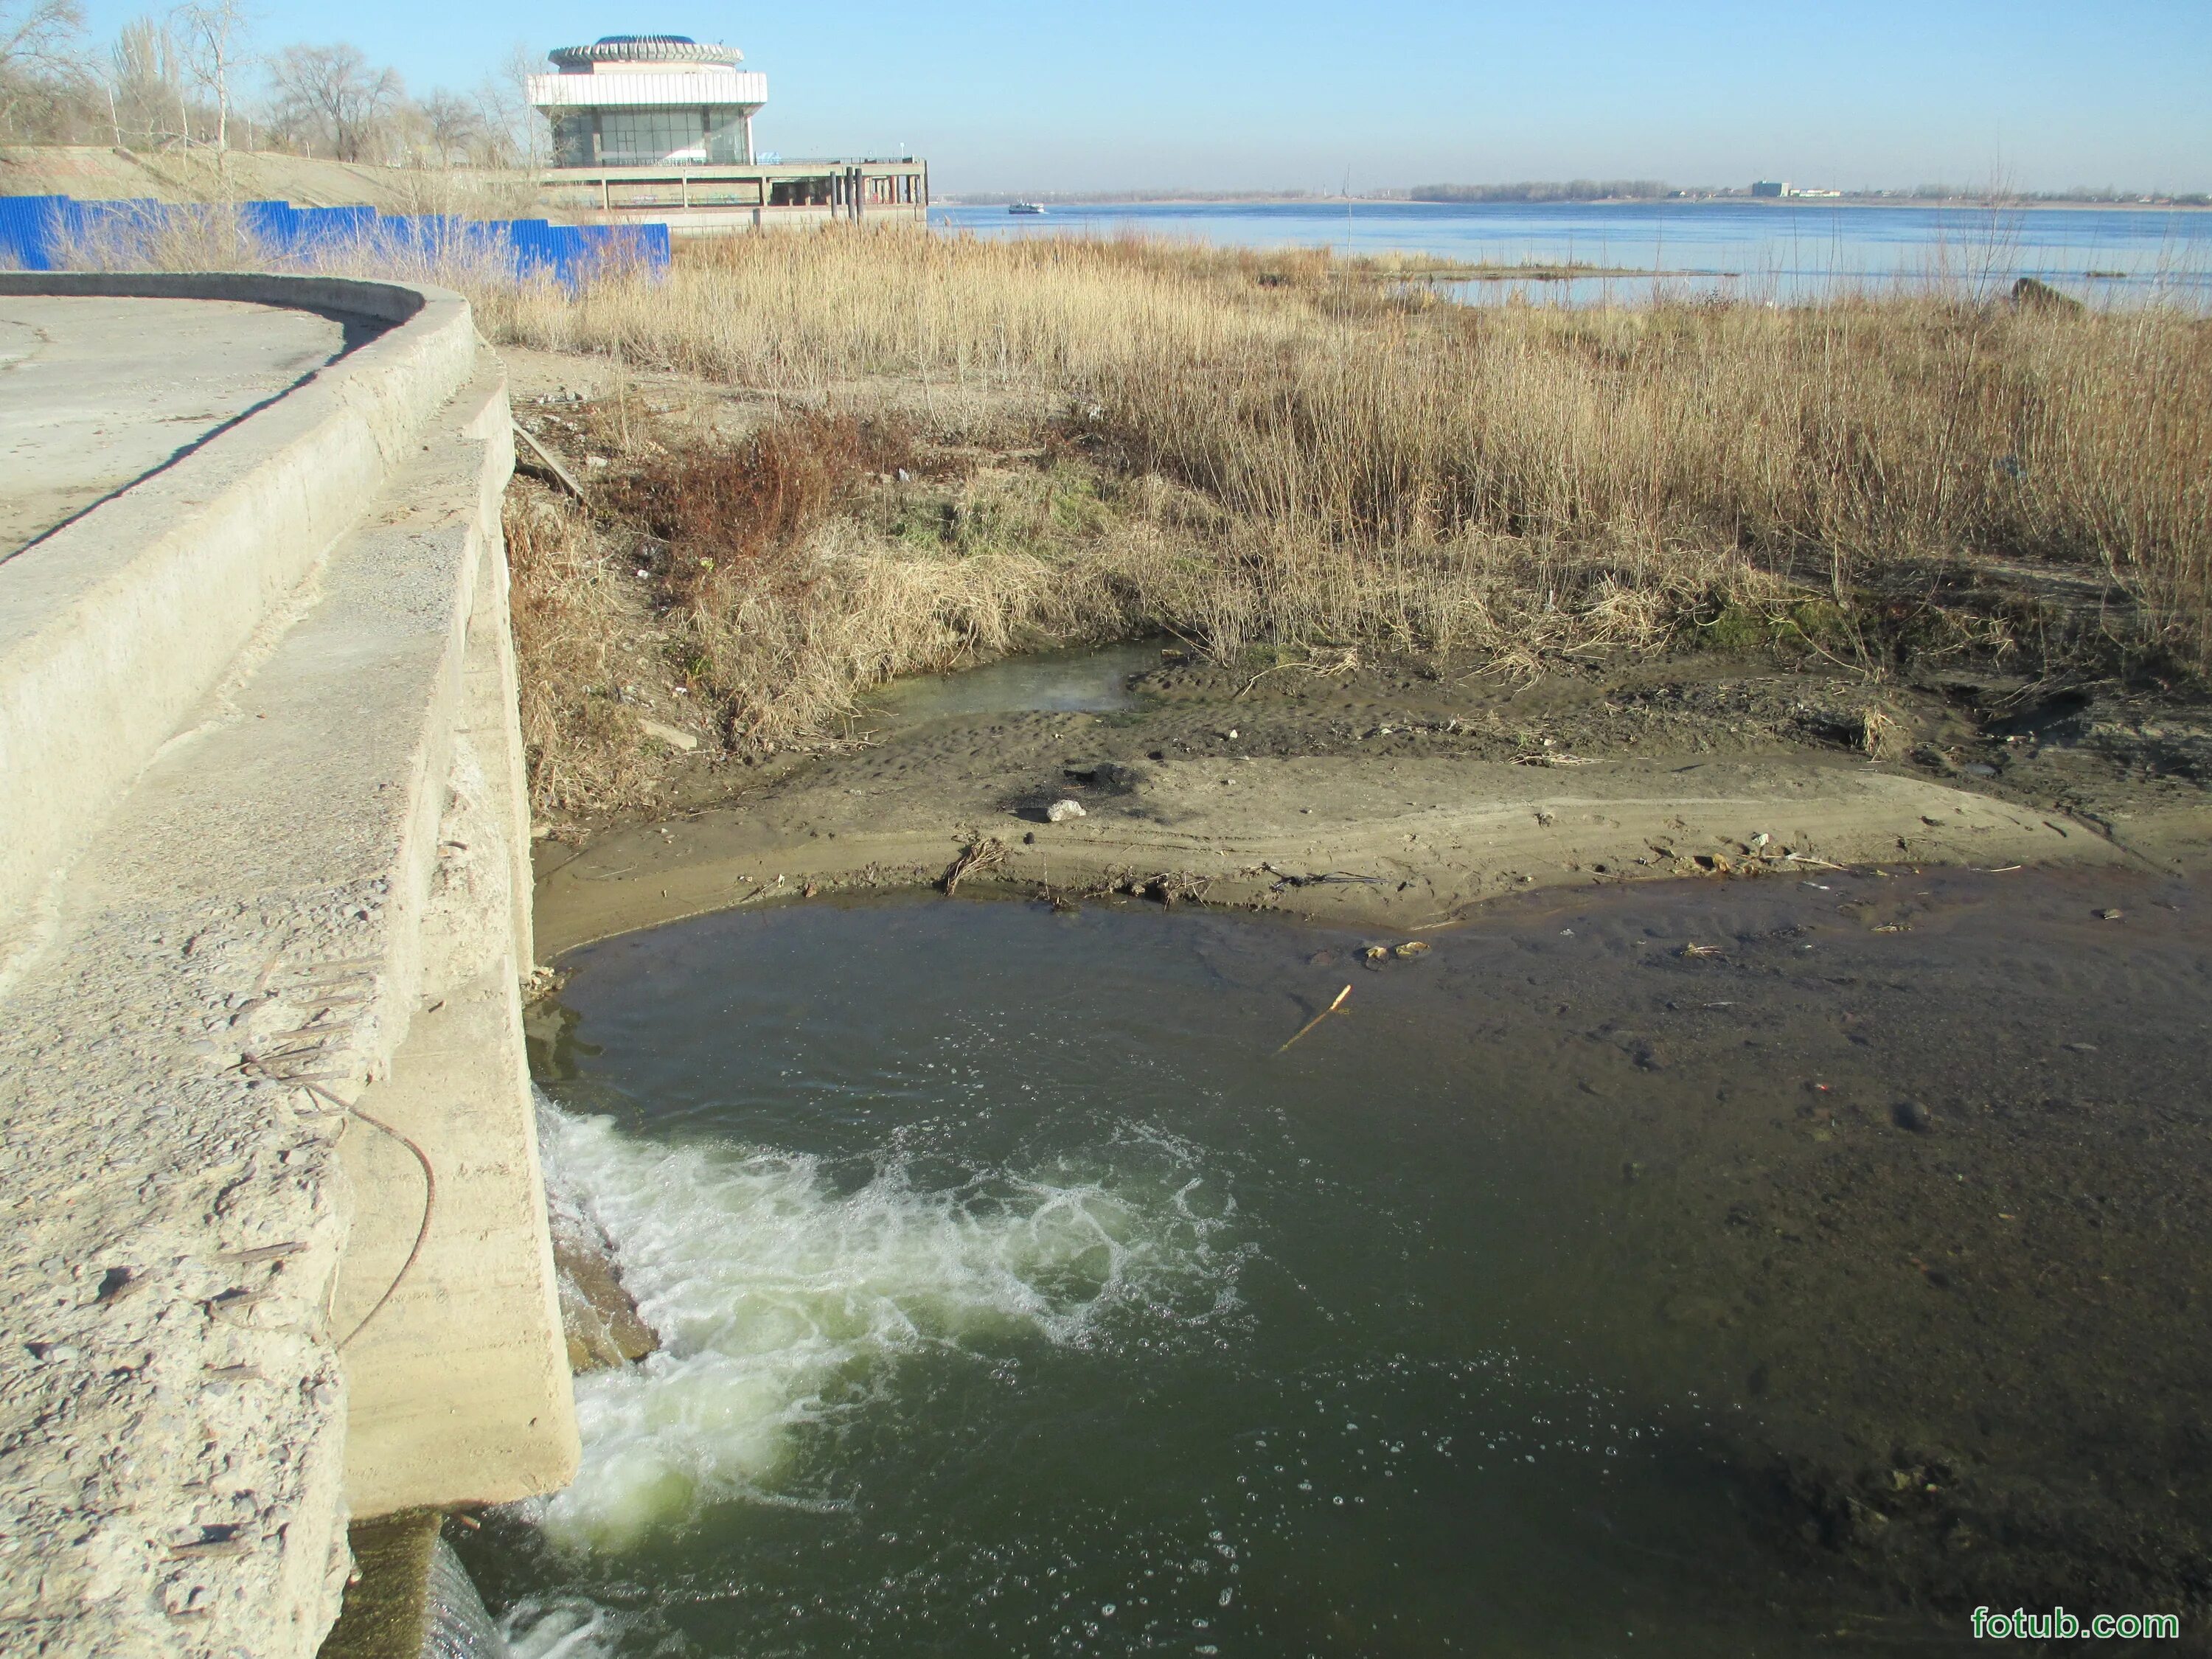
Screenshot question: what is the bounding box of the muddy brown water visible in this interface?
[860,640,1166,727]
[472,868,2211,1657]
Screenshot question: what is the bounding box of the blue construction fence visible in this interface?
[0,194,669,288]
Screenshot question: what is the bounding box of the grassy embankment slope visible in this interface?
[0,144,538,215]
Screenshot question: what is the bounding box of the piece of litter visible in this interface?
[1044,799,1087,823]
[635,717,698,751]
[1801,881,1832,891]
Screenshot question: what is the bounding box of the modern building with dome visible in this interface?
[527,35,767,168]
[526,33,927,233]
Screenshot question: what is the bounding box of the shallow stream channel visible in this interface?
[473,869,2212,1657]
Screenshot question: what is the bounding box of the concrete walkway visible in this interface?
[0,295,355,559]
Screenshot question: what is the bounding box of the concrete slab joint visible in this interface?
[0,275,576,1658]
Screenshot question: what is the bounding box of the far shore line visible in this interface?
[939,194,2212,213]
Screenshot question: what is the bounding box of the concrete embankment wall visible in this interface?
[0,276,573,1658]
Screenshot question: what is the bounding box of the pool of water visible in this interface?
[476,870,2212,1656]
[860,640,1168,726]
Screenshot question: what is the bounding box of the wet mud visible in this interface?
[1441,868,2212,1626]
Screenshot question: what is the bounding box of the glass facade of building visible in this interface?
[549,108,752,167]
[599,108,707,165]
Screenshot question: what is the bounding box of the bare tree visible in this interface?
[266,41,399,162]
[0,0,88,134]
[1,0,80,77]
[172,0,244,150]
[419,87,483,166]
[485,40,547,168]
[110,15,187,147]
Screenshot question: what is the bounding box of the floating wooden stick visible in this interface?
[1277,984,1352,1054]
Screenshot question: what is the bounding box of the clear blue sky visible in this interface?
[75,0,2212,193]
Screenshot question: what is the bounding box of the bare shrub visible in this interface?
[597,410,910,608]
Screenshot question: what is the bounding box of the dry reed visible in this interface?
[482,227,2210,675]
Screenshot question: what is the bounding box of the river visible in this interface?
[468,870,2211,1656]
[933,198,2212,307]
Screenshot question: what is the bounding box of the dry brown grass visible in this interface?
[481,226,2210,678]
[487,222,2209,807]
[504,487,675,814]
[507,392,1773,813]
[44,198,561,296]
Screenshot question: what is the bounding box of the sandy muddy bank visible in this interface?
[514,636,2212,1630]
[536,752,2147,955]
[532,650,2210,956]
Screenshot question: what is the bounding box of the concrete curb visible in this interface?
[0,274,479,954]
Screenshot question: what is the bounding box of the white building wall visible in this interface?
[526,71,768,108]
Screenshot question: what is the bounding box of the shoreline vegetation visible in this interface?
[34,207,2211,818]
[477,229,2212,814]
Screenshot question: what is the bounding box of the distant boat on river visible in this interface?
[1008,201,1046,215]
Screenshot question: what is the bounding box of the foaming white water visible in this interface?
[501,1596,613,1659]
[531,1095,1239,1550]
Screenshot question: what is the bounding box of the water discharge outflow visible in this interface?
[480,882,2212,1656]
[531,1093,1243,1549]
